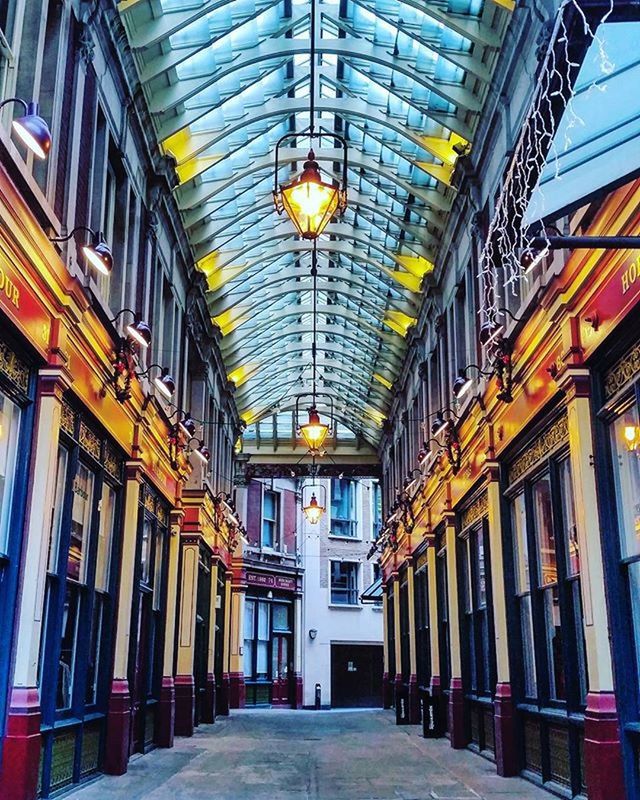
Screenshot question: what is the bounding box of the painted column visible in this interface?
[201,560,219,723]
[156,509,183,747]
[445,512,466,748]
[104,460,144,775]
[426,543,442,732]
[174,539,200,736]
[406,562,420,723]
[382,589,393,709]
[293,592,303,708]
[0,367,70,800]
[392,574,403,717]
[558,367,624,800]
[228,584,246,708]
[218,574,232,715]
[485,466,517,776]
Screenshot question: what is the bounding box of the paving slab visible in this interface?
[69,709,552,800]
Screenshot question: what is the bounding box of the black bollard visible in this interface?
[315,683,321,710]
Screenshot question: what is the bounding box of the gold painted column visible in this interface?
[392,573,403,708]
[105,459,144,775]
[2,367,70,800]
[202,560,219,723]
[426,542,444,735]
[157,508,184,747]
[174,538,200,737]
[485,466,517,775]
[444,512,466,748]
[406,562,420,722]
[558,366,624,800]
[228,582,246,708]
[219,574,233,714]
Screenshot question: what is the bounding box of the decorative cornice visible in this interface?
[460,491,488,530]
[604,339,640,401]
[508,414,568,484]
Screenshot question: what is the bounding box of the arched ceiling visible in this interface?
[119,0,512,446]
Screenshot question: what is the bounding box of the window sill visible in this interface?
[328,603,363,610]
[328,534,362,542]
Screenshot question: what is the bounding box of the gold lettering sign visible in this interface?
[0,263,20,309]
[621,254,640,296]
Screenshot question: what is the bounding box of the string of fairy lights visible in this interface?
[478,0,615,326]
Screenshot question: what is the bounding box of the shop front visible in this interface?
[242,570,300,707]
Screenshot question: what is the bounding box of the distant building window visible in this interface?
[262,489,279,548]
[331,479,356,537]
[330,561,359,605]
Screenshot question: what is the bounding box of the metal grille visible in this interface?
[523,718,542,775]
[79,721,102,778]
[49,730,76,792]
[548,725,571,788]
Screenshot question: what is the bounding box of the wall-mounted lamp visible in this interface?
[50,226,113,275]
[179,413,197,438]
[189,438,211,464]
[309,628,318,640]
[137,363,175,399]
[623,423,640,452]
[111,308,152,349]
[452,365,493,400]
[0,98,51,158]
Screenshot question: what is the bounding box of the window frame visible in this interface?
[330,560,359,606]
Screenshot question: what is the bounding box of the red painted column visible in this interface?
[494,682,518,776]
[200,672,216,723]
[408,675,420,723]
[104,679,132,775]
[429,675,445,736]
[0,688,41,800]
[448,677,466,748]
[229,672,245,708]
[584,692,625,800]
[218,673,230,715]
[174,675,195,737]
[156,676,175,747]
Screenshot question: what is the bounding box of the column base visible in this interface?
[430,675,444,737]
[293,674,303,709]
[394,674,407,724]
[229,672,245,709]
[448,677,467,749]
[104,679,131,775]
[174,675,195,737]
[217,674,230,716]
[382,672,393,709]
[0,688,41,800]
[200,672,216,724]
[156,676,175,748]
[408,675,420,724]
[494,682,518,777]
[584,692,624,800]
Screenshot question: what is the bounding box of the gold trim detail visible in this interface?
[104,442,122,481]
[60,400,76,436]
[461,491,488,530]
[604,340,640,400]
[509,415,568,484]
[79,421,101,460]
[0,341,29,392]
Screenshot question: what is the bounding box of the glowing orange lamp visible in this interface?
[299,406,330,452]
[303,492,325,524]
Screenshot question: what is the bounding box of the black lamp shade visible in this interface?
[179,415,196,437]
[154,370,175,399]
[479,320,504,347]
[126,319,152,348]
[83,233,113,275]
[12,102,51,159]
[431,413,448,437]
[194,441,210,463]
[452,370,473,399]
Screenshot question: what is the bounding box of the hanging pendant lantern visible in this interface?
[299,405,330,452]
[303,492,325,524]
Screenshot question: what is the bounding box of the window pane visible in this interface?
[85,596,104,705]
[56,584,80,710]
[153,529,165,610]
[532,475,557,587]
[558,458,580,576]
[475,530,487,608]
[262,519,274,548]
[68,464,95,582]
[273,604,289,631]
[543,585,565,701]
[140,518,153,583]
[48,447,69,572]
[512,493,530,593]
[610,404,640,559]
[95,483,116,592]
[244,599,255,677]
[627,562,640,680]
[520,595,537,697]
[330,561,358,604]
[0,391,21,555]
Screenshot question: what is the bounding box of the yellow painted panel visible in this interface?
[364,406,386,427]
[395,255,434,279]
[383,310,416,337]
[373,373,393,390]
[417,162,456,187]
[175,155,223,185]
[214,307,250,336]
[421,133,469,166]
[228,364,259,388]
[382,266,422,293]
[490,0,515,10]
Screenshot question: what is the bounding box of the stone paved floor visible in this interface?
[71,709,552,800]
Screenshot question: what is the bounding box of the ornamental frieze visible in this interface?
[604,339,640,400]
[460,491,488,530]
[0,341,29,393]
[508,414,568,484]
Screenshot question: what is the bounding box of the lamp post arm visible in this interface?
[0,97,28,113]
[49,225,94,244]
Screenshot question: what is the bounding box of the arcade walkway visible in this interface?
[70,710,550,800]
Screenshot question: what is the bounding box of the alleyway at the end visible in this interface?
[70,710,551,800]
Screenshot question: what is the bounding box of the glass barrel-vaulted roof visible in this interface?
[119,0,511,445]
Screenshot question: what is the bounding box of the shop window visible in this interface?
[414,563,430,688]
[262,489,279,548]
[330,561,359,605]
[436,531,451,692]
[399,572,411,681]
[331,478,357,537]
[0,390,22,554]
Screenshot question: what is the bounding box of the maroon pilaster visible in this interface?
[584,692,625,800]
[200,672,216,724]
[408,674,420,724]
[448,677,467,748]
[218,673,230,716]
[382,672,393,709]
[293,673,303,709]
[104,679,131,775]
[174,674,195,737]
[0,688,41,800]
[394,674,404,723]
[229,672,245,709]
[156,676,175,747]
[494,682,518,776]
